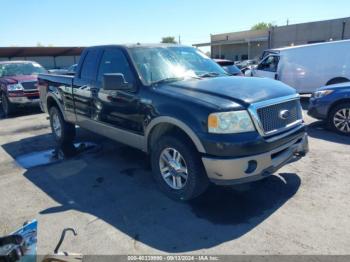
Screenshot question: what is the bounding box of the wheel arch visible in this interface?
[326,77,350,86]
[327,98,350,116]
[145,117,206,154]
[46,94,66,119]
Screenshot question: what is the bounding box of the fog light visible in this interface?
[245,160,257,174]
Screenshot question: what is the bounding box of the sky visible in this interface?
[1,0,350,52]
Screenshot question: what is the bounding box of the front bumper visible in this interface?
[8,96,40,105]
[202,133,309,185]
[307,97,330,120]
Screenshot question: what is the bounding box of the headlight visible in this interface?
[208,110,255,134]
[313,90,333,99]
[7,83,23,91]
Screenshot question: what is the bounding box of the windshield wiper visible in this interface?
[151,77,184,86]
[198,72,221,78]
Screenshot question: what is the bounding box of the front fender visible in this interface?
[145,116,206,153]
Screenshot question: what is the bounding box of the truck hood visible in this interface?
[166,76,297,106]
[1,75,38,84]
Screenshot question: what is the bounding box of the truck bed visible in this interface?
[38,73,74,86]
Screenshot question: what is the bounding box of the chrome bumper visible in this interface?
[202,133,309,185]
[8,97,40,105]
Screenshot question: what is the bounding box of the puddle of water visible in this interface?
[16,149,57,169]
[15,142,100,169]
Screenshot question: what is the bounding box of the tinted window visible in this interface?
[80,50,100,80]
[97,49,135,84]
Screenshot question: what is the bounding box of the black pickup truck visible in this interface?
[38,44,308,200]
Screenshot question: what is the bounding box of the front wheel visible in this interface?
[151,134,209,201]
[1,93,15,117]
[49,106,76,145]
[327,103,350,136]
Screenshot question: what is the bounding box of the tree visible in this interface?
[251,22,273,30]
[161,36,177,44]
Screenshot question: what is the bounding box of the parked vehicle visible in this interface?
[214,59,243,76]
[48,64,78,75]
[67,64,78,74]
[0,61,46,116]
[308,81,350,135]
[250,40,350,94]
[38,44,308,200]
[236,59,258,74]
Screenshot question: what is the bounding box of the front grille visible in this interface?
[257,99,302,134]
[21,81,37,90]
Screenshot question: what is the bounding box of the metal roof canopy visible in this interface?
[0,47,85,58]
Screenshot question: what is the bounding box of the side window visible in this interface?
[257,56,279,72]
[97,49,135,84]
[80,50,100,81]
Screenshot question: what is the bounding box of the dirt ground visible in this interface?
[0,99,349,255]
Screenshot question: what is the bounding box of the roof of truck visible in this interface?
[87,43,190,49]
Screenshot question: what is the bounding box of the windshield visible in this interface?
[128,46,227,85]
[0,62,46,77]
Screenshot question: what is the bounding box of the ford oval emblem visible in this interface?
[279,109,290,120]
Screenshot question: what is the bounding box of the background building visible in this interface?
[194,17,350,61]
[0,47,83,69]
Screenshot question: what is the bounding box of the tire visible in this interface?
[1,93,15,117]
[151,134,209,201]
[49,106,76,145]
[327,103,350,136]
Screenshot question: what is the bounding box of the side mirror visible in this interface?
[103,73,131,90]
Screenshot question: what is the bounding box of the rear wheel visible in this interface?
[1,93,15,117]
[151,134,209,201]
[327,103,350,136]
[49,106,76,145]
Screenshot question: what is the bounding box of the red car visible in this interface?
[0,61,46,116]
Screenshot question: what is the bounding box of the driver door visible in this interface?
[253,55,280,80]
[93,47,143,134]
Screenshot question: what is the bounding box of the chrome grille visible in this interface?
[257,99,302,134]
[21,81,37,90]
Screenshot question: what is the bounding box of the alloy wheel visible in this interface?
[52,112,62,138]
[159,147,188,190]
[333,108,350,133]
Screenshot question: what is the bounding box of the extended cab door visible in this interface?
[73,48,102,123]
[93,47,143,134]
[252,55,280,80]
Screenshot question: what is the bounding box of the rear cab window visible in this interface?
[97,48,135,86]
[80,49,101,81]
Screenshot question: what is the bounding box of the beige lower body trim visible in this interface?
[202,133,309,183]
[77,116,146,151]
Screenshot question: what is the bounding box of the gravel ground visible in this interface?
[0,99,349,255]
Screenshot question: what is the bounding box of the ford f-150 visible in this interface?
[38,44,308,200]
